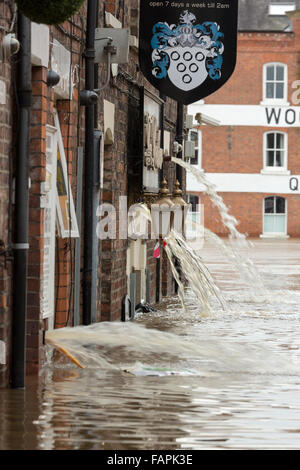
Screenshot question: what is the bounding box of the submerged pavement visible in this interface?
[1,238,300,450]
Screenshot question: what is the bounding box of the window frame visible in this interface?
[262,62,288,105]
[188,129,202,168]
[53,109,80,239]
[186,194,203,242]
[262,131,290,175]
[40,125,58,327]
[187,194,200,212]
[263,196,288,236]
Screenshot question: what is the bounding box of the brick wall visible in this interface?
[206,31,298,106]
[199,29,300,175]
[192,192,300,238]
[189,25,300,239]
[201,126,300,174]
[26,66,48,375]
[0,2,14,387]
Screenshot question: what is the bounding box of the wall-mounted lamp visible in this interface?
[172,180,190,237]
[46,70,60,87]
[152,178,175,240]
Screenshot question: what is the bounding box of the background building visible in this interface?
[187,0,300,238]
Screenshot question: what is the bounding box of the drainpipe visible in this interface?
[176,103,184,186]
[11,13,31,388]
[83,0,98,325]
[174,103,184,294]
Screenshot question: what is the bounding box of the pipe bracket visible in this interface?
[12,243,29,250]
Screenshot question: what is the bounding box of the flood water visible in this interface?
[1,239,300,450]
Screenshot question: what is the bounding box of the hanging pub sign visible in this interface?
[139,1,239,105]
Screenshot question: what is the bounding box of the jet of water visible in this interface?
[163,239,187,314]
[164,229,227,314]
[172,157,267,295]
[204,228,267,295]
[172,157,245,242]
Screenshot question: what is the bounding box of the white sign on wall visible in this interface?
[51,39,73,100]
[143,93,163,192]
[188,104,300,128]
[31,22,50,67]
[187,172,300,195]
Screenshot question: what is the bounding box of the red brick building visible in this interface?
[0,1,185,388]
[187,0,300,238]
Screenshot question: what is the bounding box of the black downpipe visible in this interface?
[176,103,184,185]
[11,13,31,388]
[94,0,99,123]
[174,103,184,294]
[156,99,165,302]
[83,0,98,325]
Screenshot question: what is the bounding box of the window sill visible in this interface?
[260,169,291,176]
[260,233,290,239]
[260,100,290,107]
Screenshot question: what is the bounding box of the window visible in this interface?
[186,194,203,241]
[53,110,79,238]
[263,131,288,172]
[40,126,58,327]
[263,63,288,104]
[187,194,199,212]
[263,196,287,235]
[189,130,201,166]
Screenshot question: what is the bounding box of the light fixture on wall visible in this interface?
[151,178,175,240]
[172,180,190,237]
[46,70,60,87]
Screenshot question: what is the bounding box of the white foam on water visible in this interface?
[45,318,299,377]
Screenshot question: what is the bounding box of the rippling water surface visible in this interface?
[1,239,300,450]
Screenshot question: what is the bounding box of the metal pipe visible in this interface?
[94,0,99,124]
[156,98,165,302]
[83,0,98,325]
[176,103,184,185]
[174,103,184,294]
[11,12,31,388]
[94,49,112,92]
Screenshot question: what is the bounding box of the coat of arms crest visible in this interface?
[139,2,238,105]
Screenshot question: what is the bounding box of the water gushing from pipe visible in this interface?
[164,229,227,315]
[172,157,267,295]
